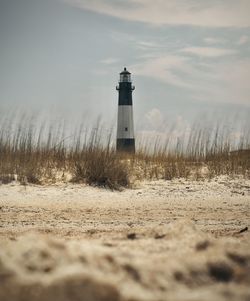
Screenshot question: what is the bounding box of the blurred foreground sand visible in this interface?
[0,177,249,301]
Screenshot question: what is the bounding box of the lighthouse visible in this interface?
[116,67,135,153]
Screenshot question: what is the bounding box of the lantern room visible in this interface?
[119,67,131,83]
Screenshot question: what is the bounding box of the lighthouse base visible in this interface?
[116,139,135,153]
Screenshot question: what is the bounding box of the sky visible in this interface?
[0,0,250,134]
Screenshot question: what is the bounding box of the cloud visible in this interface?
[131,55,193,88]
[131,52,250,106]
[137,113,191,150]
[237,35,249,45]
[180,47,237,57]
[203,37,225,45]
[100,57,119,65]
[202,58,250,105]
[145,108,164,130]
[136,40,164,51]
[60,0,250,108]
[63,0,250,27]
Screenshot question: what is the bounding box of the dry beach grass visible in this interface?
[0,115,249,187]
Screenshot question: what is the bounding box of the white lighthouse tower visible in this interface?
[116,67,135,153]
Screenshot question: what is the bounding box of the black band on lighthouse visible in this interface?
[117,139,135,153]
[118,82,133,106]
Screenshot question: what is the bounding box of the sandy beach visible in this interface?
[0,177,249,301]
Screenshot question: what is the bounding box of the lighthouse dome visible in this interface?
[120,67,131,74]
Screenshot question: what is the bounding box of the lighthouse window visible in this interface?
[120,74,131,82]
[125,127,128,131]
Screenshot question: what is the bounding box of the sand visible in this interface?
[0,176,250,301]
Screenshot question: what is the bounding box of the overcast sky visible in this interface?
[0,0,250,133]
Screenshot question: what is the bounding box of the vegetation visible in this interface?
[0,113,249,189]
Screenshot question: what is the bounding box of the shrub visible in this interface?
[72,149,130,190]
